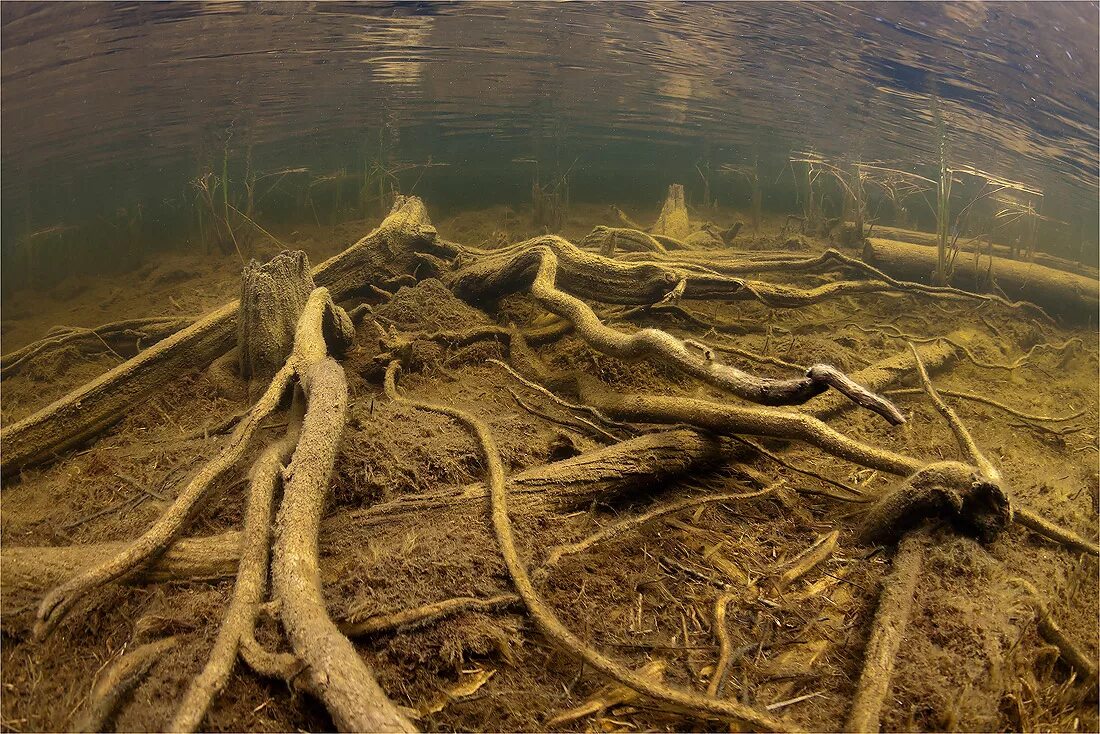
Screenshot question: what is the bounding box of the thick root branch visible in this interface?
[385,361,794,732]
[579,381,920,476]
[845,528,926,733]
[33,363,295,637]
[168,416,301,732]
[452,242,904,422]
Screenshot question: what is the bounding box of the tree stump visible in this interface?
[237,250,315,388]
[652,183,692,240]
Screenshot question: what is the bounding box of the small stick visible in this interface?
[488,358,628,429]
[340,593,521,637]
[537,485,779,575]
[776,530,839,590]
[885,387,1084,423]
[73,636,179,732]
[706,592,739,697]
[507,389,620,443]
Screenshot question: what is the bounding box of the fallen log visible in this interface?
[863,238,1098,321]
[0,197,442,477]
[865,225,1098,279]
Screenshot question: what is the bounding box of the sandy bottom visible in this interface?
[2,203,1096,732]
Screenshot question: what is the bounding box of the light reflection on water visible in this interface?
[1,1,1097,270]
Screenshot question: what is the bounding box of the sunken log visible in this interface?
[863,238,1098,322]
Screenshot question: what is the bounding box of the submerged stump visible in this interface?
[238,250,315,388]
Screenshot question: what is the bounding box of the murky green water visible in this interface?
[2,2,1097,286]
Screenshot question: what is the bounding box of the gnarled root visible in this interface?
[578,380,919,476]
[449,241,905,422]
[858,461,1013,545]
[271,356,413,732]
[384,361,794,732]
[168,413,302,732]
[1,316,194,379]
[1,195,440,477]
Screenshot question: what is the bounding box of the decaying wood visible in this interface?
[1,317,193,379]
[1,428,725,623]
[866,224,1099,279]
[863,238,1099,321]
[845,528,926,733]
[652,183,692,240]
[384,361,795,732]
[237,250,315,386]
[1,196,442,476]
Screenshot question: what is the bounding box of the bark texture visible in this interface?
[864,238,1098,321]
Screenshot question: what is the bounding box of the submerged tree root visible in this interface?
[29,287,411,733]
[845,528,926,733]
[450,241,905,423]
[384,361,794,732]
[341,593,523,638]
[168,419,301,732]
[1009,578,1097,682]
[1,316,194,379]
[74,635,181,732]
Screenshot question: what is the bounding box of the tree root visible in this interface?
[706,592,739,697]
[1,196,442,476]
[74,635,180,732]
[1009,578,1098,681]
[451,241,905,423]
[885,387,1085,423]
[579,381,920,476]
[1,317,194,380]
[622,248,1052,319]
[340,593,522,638]
[384,361,795,732]
[845,528,926,733]
[270,356,412,732]
[1014,507,1099,556]
[168,414,302,732]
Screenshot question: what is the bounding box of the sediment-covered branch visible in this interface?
[1,196,441,476]
[845,529,927,733]
[450,241,905,422]
[864,238,1098,321]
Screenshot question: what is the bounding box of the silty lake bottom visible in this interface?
[1,3,1097,732]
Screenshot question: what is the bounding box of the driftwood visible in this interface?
[863,238,1098,321]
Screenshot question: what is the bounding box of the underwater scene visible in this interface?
[1,2,1097,732]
